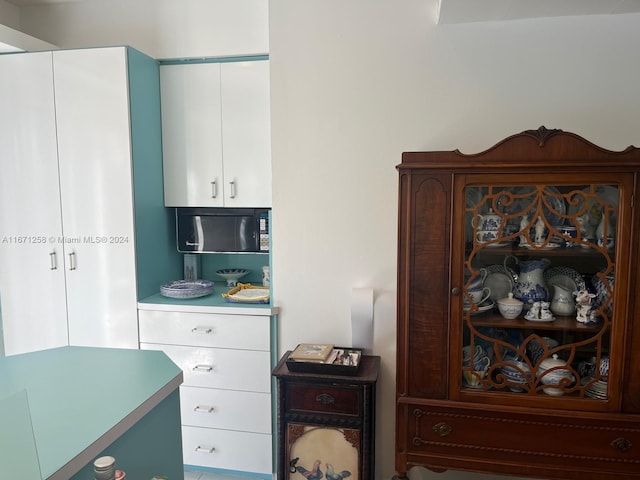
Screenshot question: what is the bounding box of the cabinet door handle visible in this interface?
[191,327,212,334]
[195,445,215,454]
[50,251,57,270]
[194,405,215,413]
[211,180,217,199]
[193,364,213,372]
[68,251,77,271]
[316,393,336,405]
[229,180,236,199]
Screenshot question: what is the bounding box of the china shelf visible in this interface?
[469,313,604,332]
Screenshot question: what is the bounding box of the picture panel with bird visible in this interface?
[286,424,359,480]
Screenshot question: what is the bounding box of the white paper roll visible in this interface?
[351,287,374,351]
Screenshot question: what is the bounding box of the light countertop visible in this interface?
[139,291,280,315]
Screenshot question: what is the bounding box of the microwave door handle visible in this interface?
[195,216,204,252]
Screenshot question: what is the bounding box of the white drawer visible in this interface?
[140,343,271,392]
[180,386,272,434]
[138,309,270,350]
[182,425,272,473]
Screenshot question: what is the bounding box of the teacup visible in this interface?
[462,356,491,387]
[465,286,491,306]
[462,345,484,365]
[476,230,499,243]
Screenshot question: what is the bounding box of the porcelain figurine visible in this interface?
[534,216,546,245]
[574,289,597,324]
[576,212,592,239]
[540,301,553,320]
[519,214,530,246]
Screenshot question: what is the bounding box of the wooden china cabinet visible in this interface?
[394,127,640,479]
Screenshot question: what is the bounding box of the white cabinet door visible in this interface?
[161,63,224,207]
[160,60,271,207]
[0,52,69,355]
[53,48,138,348]
[221,60,272,208]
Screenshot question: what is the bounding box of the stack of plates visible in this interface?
[160,279,214,299]
[585,378,608,399]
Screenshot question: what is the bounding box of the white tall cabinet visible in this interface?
[0,47,172,355]
[160,59,272,208]
[0,52,68,354]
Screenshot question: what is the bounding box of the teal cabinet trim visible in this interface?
[127,47,182,298]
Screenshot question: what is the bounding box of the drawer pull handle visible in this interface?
[611,437,632,452]
[194,405,214,413]
[316,393,335,405]
[193,364,213,372]
[433,422,453,437]
[195,445,215,454]
[191,327,212,334]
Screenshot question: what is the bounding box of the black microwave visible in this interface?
[176,207,270,253]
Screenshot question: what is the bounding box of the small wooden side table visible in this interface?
[272,351,380,480]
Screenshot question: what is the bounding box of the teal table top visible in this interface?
[0,346,183,479]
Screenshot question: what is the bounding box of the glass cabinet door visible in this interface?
[458,178,627,407]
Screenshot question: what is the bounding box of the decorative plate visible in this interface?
[494,186,567,228]
[520,241,562,250]
[483,264,518,303]
[566,185,618,219]
[160,279,214,299]
[464,301,495,315]
[544,266,586,295]
[222,283,270,304]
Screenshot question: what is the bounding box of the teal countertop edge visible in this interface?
[139,292,280,315]
[0,346,183,480]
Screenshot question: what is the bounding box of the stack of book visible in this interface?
[288,343,335,364]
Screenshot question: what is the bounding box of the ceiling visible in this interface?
[4,0,640,22]
[437,0,640,23]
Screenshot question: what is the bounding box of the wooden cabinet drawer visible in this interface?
[182,425,272,473]
[180,386,271,434]
[138,310,270,350]
[402,401,640,478]
[140,343,271,392]
[287,382,361,416]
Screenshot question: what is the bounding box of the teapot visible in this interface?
[473,208,502,231]
[504,256,550,306]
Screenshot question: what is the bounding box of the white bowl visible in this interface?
[215,268,249,287]
[497,293,524,319]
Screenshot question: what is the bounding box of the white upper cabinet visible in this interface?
[161,60,272,208]
[161,63,224,207]
[221,60,272,207]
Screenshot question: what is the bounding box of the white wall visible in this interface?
[7,1,640,479]
[268,2,640,479]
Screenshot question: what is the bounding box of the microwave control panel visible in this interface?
[259,213,270,251]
